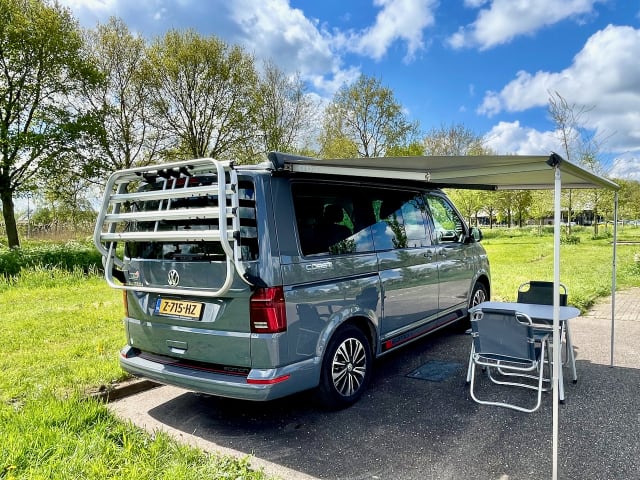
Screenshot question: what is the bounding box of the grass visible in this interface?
[1,229,639,479]
[481,225,640,310]
[0,269,271,480]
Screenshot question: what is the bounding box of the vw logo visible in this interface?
[167,269,180,286]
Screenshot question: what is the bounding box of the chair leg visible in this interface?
[466,344,475,384]
[469,360,544,413]
[564,321,577,383]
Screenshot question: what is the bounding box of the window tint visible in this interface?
[292,183,374,256]
[372,193,429,250]
[292,182,429,256]
[425,194,465,243]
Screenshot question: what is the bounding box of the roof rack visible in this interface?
[93,158,252,297]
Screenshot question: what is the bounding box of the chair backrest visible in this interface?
[471,308,536,362]
[517,281,568,306]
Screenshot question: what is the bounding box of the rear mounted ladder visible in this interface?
[93,158,252,297]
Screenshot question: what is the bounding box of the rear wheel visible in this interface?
[317,325,372,409]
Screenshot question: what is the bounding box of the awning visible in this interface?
[269,150,620,480]
[269,151,619,191]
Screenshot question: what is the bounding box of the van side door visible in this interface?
[424,192,475,314]
[374,191,439,346]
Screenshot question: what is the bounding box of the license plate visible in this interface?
[155,298,203,319]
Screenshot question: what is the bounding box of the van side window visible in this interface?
[372,192,429,250]
[292,183,375,256]
[425,194,465,243]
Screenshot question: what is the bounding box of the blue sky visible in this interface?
[59,0,640,180]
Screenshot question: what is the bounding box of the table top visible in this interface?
[470,301,581,322]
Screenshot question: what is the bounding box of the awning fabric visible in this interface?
[269,152,619,191]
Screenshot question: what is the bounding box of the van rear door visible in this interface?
[94,159,259,369]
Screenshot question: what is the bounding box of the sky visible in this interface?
[58,0,640,181]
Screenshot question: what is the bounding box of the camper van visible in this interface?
[94,152,490,408]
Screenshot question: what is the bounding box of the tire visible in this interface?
[460,281,488,330]
[317,325,372,410]
[470,282,488,309]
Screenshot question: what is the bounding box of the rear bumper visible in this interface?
[119,346,320,401]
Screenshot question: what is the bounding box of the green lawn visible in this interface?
[482,225,640,310]
[0,269,271,480]
[1,229,639,479]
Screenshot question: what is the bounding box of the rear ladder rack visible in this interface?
[93,158,252,297]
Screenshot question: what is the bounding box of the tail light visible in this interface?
[250,286,287,333]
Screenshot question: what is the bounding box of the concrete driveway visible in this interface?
[109,288,640,480]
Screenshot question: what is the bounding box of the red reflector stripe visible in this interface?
[246,374,291,385]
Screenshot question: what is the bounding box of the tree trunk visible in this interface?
[1,189,20,248]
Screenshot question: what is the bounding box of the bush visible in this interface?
[561,234,581,245]
[0,241,103,277]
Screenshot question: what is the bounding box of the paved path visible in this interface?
[573,287,640,368]
[109,288,640,480]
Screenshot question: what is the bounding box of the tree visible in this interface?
[145,29,258,161]
[83,17,163,181]
[447,188,482,226]
[254,61,318,156]
[422,123,486,156]
[547,91,609,235]
[529,190,554,234]
[0,0,100,247]
[320,75,418,158]
[424,124,489,227]
[615,178,640,222]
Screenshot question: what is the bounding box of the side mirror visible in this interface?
[469,227,483,243]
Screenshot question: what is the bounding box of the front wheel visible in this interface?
[470,282,488,309]
[317,325,372,410]
[460,282,488,330]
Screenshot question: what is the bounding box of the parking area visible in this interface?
[110,288,640,480]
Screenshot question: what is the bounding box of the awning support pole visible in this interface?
[611,191,618,367]
[552,166,561,480]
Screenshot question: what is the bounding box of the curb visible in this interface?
[89,378,161,403]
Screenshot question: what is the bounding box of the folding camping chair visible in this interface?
[517,281,577,383]
[467,307,551,413]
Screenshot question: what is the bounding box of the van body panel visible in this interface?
[377,247,439,336]
[94,156,491,405]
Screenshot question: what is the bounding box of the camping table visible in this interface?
[470,301,581,402]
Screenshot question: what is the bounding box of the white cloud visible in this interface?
[227,1,340,84]
[449,0,603,50]
[483,121,561,155]
[478,25,640,154]
[609,153,640,181]
[58,0,359,96]
[349,0,438,62]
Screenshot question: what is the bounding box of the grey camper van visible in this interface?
[94,152,490,408]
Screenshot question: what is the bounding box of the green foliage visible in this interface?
[0,0,101,248]
[0,241,103,277]
[320,74,419,158]
[591,230,613,240]
[145,29,258,160]
[0,270,271,479]
[561,234,581,245]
